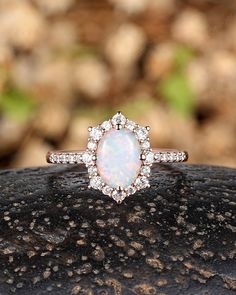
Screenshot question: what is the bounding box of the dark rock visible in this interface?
[0,164,235,294]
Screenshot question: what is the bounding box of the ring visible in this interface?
[46,112,188,203]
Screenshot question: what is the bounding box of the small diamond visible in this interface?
[90,176,103,189]
[135,126,148,141]
[165,153,170,162]
[101,120,112,131]
[177,152,184,161]
[112,190,127,203]
[126,119,136,131]
[102,186,113,196]
[161,153,168,162]
[87,141,97,151]
[60,154,67,163]
[141,166,151,176]
[55,155,60,163]
[76,154,82,163]
[141,141,150,149]
[88,166,97,176]
[169,153,177,162]
[135,176,149,189]
[144,151,154,165]
[111,112,126,126]
[127,186,136,196]
[90,127,103,141]
[82,152,94,165]
[50,155,55,163]
[68,154,76,163]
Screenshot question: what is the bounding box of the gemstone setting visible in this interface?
[85,112,153,203]
[47,111,189,202]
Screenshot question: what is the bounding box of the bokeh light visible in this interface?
[0,0,235,168]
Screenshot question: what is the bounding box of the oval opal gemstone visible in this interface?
[97,128,141,189]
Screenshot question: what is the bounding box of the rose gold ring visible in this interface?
[46,112,188,203]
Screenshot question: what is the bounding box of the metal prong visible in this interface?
[116,199,122,204]
[88,126,92,132]
[145,126,150,131]
[117,111,121,114]
[140,154,146,160]
[116,124,122,130]
[92,155,96,161]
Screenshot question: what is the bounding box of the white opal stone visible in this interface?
[97,128,141,189]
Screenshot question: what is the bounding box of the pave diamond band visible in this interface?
[47,151,84,164]
[154,150,188,163]
[47,150,188,164]
[46,112,189,203]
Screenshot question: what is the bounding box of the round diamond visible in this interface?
[112,190,127,203]
[76,154,82,163]
[90,127,103,141]
[126,119,136,131]
[68,154,76,164]
[82,152,94,165]
[166,153,172,161]
[135,176,149,189]
[141,166,151,176]
[60,154,67,163]
[101,120,112,131]
[141,141,150,149]
[168,153,175,162]
[127,186,136,196]
[87,141,97,151]
[88,166,97,176]
[161,153,168,162]
[90,176,103,189]
[102,186,113,196]
[111,112,126,126]
[144,151,154,165]
[50,155,56,163]
[54,155,60,163]
[135,126,148,141]
[177,152,184,161]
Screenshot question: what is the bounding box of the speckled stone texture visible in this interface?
[0,164,236,295]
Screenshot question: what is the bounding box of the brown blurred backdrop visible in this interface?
[0,0,236,169]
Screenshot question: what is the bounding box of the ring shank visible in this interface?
[47,149,188,164]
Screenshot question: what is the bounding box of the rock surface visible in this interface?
[0,164,235,294]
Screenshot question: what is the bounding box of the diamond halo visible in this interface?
[46,112,189,204]
[83,112,153,203]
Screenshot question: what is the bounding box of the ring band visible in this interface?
[47,149,188,164]
[46,112,189,203]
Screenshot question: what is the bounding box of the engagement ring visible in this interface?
[46,112,188,203]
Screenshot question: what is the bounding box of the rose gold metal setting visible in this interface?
[46,112,189,203]
[46,150,188,165]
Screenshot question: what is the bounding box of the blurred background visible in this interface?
[0,0,236,169]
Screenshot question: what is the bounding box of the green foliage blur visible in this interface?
[0,87,36,121]
[160,45,195,116]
